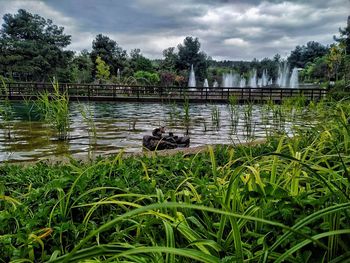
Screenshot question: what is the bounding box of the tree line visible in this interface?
[0,9,349,88]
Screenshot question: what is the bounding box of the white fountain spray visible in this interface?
[188,64,196,89]
[240,77,246,88]
[277,61,289,88]
[203,79,209,89]
[262,69,268,86]
[290,67,299,89]
[249,69,257,88]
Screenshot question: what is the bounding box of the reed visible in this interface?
[228,96,239,133]
[36,78,70,140]
[0,76,13,139]
[183,95,190,134]
[78,102,97,159]
[211,105,220,129]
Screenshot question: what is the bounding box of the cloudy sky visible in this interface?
[0,0,349,61]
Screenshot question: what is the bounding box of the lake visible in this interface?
[0,101,315,162]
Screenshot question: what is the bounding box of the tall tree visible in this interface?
[288,41,328,69]
[335,16,350,54]
[129,48,153,73]
[71,49,93,83]
[160,47,178,71]
[0,9,73,81]
[176,37,208,81]
[90,34,127,77]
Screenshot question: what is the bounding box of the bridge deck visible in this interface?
[1,82,327,103]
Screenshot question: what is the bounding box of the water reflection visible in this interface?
[0,101,316,162]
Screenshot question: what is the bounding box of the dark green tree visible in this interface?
[160,47,178,71]
[129,48,154,73]
[71,49,93,83]
[335,16,350,54]
[90,34,127,77]
[0,9,73,81]
[176,37,208,81]
[288,41,328,69]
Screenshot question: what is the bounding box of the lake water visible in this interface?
[0,101,315,163]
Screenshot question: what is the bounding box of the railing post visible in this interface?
[8,82,12,99]
[280,88,282,102]
[249,88,251,101]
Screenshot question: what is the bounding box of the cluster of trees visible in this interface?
[289,17,350,87]
[0,9,349,88]
[0,9,209,86]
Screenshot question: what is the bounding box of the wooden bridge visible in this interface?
[1,82,327,103]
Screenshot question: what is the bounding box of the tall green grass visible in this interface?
[0,76,14,139]
[36,78,70,140]
[1,98,350,262]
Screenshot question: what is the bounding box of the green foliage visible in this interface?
[0,76,13,138]
[71,50,94,83]
[95,56,110,81]
[288,41,328,69]
[0,9,73,81]
[176,37,209,81]
[90,34,127,77]
[160,47,178,71]
[2,99,350,262]
[134,70,160,85]
[35,78,70,140]
[130,48,154,73]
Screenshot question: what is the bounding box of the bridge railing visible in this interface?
[0,82,328,102]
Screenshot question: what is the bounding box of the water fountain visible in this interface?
[203,79,209,89]
[240,77,246,88]
[277,61,289,88]
[262,69,268,86]
[117,68,121,80]
[215,62,298,89]
[222,71,240,87]
[248,69,257,88]
[188,64,196,89]
[213,80,219,88]
[290,67,299,89]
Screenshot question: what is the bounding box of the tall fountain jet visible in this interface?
[117,68,121,81]
[290,67,299,89]
[222,71,240,87]
[240,77,246,88]
[277,61,289,88]
[262,69,268,86]
[249,69,257,88]
[203,79,209,89]
[188,64,196,89]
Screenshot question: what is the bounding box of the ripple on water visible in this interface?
[0,101,319,162]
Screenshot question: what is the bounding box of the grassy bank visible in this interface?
[1,99,350,262]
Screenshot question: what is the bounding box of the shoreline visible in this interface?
[1,139,268,166]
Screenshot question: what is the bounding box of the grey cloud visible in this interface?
[0,0,349,60]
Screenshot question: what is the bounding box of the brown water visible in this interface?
[0,101,314,163]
